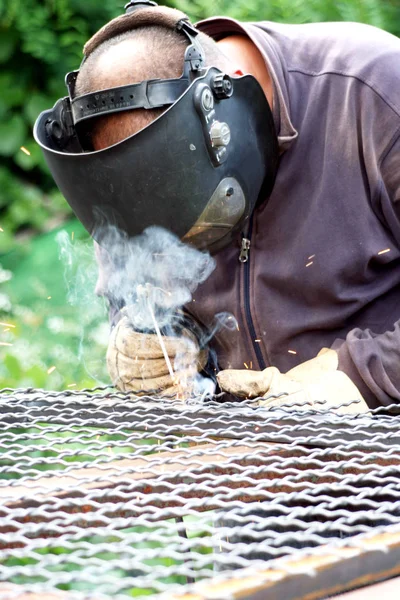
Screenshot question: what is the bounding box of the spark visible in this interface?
[3,328,10,332]
[47,296,52,300]
[244,362,249,369]
[108,447,112,455]
[47,366,56,374]
[0,322,15,328]
[288,349,297,355]
[250,361,253,369]
[255,426,260,431]
[254,339,261,343]
[306,261,313,267]
[0,342,13,347]
[67,383,76,388]
[0,228,3,232]
[308,254,315,260]
[20,146,31,156]
[378,248,391,255]
[71,231,74,241]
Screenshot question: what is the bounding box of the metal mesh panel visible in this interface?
[1,387,400,599]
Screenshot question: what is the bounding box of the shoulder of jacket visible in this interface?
[252,21,400,116]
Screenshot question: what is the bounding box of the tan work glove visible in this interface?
[217,349,369,414]
[107,315,207,397]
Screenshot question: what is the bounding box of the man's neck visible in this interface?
[217,35,274,109]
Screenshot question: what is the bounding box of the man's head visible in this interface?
[34,2,279,253]
[75,12,232,150]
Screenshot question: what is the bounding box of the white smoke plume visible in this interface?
[96,225,233,399]
[58,224,237,399]
[97,225,216,332]
[56,229,109,385]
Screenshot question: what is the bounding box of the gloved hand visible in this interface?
[217,349,369,414]
[107,315,207,396]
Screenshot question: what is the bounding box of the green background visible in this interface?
[0,0,399,389]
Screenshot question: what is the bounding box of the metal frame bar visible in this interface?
[2,525,400,599]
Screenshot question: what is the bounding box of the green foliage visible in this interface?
[0,220,109,390]
[0,0,123,252]
[0,2,126,389]
[173,0,400,36]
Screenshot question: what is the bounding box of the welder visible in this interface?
[34,1,400,410]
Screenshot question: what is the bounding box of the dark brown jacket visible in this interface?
[186,18,400,408]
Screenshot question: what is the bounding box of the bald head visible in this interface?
[75,25,232,150]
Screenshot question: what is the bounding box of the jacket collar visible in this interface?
[196,16,298,153]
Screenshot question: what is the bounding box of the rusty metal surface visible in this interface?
[0,387,400,599]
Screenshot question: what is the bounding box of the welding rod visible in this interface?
[142,283,176,383]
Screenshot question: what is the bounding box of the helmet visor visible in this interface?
[182,177,246,250]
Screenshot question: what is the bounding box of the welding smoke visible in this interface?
[96,225,216,332]
[58,224,236,398]
[96,225,230,398]
[56,229,109,384]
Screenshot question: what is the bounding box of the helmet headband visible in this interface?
[65,7,206,137]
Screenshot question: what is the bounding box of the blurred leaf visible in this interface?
[24,93,50,126]
[13,141,44,171]
[0,229,15,253]
[0,114,26,156]
[48,189,72,213]
[8,185,47,228]
[24,365,48,388]
[0,73,25,108]
[22,29,61,63]
[0,28,17,62]
[4,354,22,380]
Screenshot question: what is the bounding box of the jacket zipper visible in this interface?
[239,218,266,370]
[239,238,251,263]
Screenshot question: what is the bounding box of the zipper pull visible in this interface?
[239,238,251,263]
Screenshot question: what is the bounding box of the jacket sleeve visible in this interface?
[335,132,400,408]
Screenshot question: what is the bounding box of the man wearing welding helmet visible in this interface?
[35,1,400,411]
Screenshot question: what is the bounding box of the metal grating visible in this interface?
[1,387,400,599]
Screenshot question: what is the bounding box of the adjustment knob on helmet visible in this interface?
[209,121,231,147]
[212,74,233,99]
[46,120,63,141]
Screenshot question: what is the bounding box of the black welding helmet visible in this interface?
[34,1,279,253]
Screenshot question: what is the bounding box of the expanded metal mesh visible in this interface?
[1,387,400,599]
